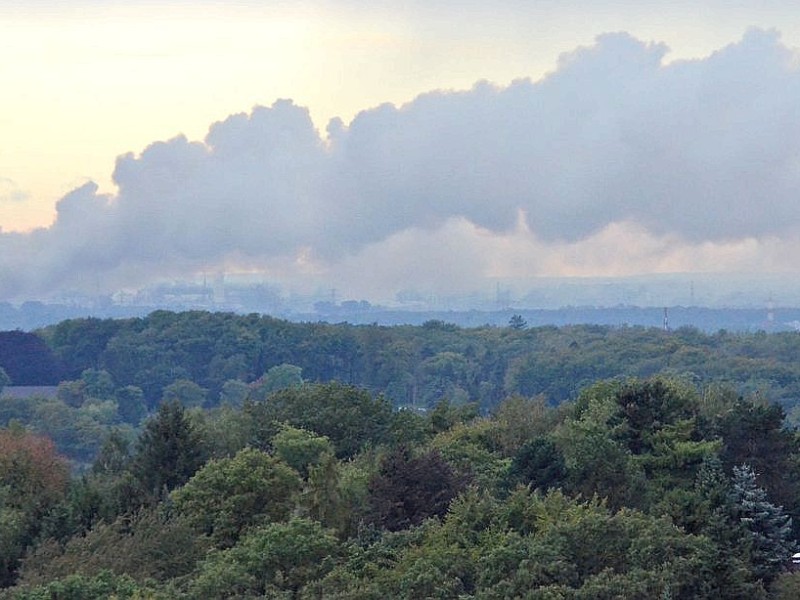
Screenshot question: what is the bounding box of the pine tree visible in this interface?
[132,400,205,499]
[731,464,797,582]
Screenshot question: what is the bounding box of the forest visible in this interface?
[2,311,800,597]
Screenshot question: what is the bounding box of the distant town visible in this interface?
[3,272,800,333]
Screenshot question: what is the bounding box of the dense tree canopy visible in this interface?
[0,430,69,586]
[172,448,301,547]
[19,311,800,412]
[0,331,61,385]
[2,313,800,597]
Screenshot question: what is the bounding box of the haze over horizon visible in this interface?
[4,3,800,304]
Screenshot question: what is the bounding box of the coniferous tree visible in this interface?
[731,464,796,583]
[131,400,205,500]
[693,457,768,598]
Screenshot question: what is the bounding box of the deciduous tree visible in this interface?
[171,447,301,547]
[367,445,464,531]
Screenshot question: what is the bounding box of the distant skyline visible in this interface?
[3,2,800,303]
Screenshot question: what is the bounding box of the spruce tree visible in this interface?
[731,464,796,582]
[695,457,768,597]
[132,400,205,499]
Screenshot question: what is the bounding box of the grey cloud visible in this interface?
[111,100,326,261]
[2,29,800,300]
[331,28,800,244]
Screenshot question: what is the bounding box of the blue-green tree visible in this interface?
[731,464,796,583]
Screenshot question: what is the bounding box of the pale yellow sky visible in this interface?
[2,1,800,232]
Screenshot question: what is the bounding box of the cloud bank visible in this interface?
[3,29,800,302]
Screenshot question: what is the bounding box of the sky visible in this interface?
[3,1,800,303]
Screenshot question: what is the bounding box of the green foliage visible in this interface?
[1,569,163,600]
[490,394,557,457]
[556,378,721,511]
[385,408,430,448]
[716,398,800,527]
[554,399,644,510]
[92,429,133,476]
[771,571,800,600]
[33,469,133,546]
[246,382,393,458]
[0,508,28,591]
[131,401,205,500]
[56,381,86,409]
[80,370,115,401]
[161,379,206,409]
[420,352,474,406]
[218,379,248,408]
[171,447,301,547]
[0,330,62,386]
[0,397,34,429]
[613,378,700,455]
[0,393,128,468]
[428,398,480,435]
[249,363,303,401]
[505,437,567,492]
[303,452,348,534]
[271,424,334,477]
[114,386,146,425]
[11,312,800,596]
[324,451,377,539]
[18,509,208,587]
[35,311,800,415]
[188,518,339,599]
[430,419,509,491]
[188,405,251,460]
[31,400,109,465]
[314,488,719,599]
